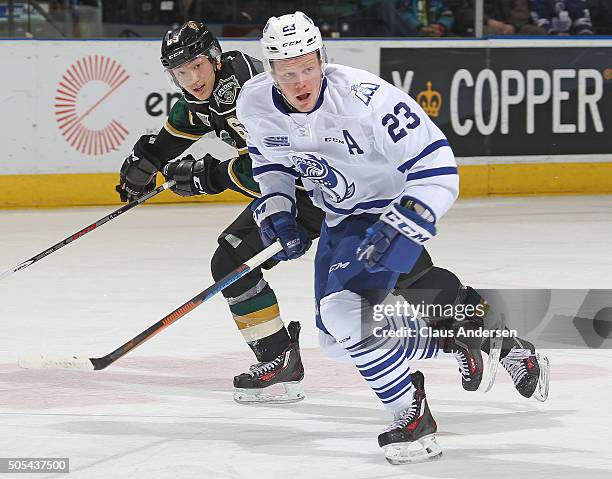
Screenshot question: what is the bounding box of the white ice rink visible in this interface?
[1,195,612,478]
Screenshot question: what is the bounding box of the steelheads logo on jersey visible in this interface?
[214,75,240,105]
[54,55,130,155]
[292,153,355,203]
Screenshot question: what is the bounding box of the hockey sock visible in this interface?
[320,290,438,415]
[227,279,290,361]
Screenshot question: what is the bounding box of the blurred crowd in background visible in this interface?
[1,0,611,38]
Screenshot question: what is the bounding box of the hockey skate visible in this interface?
[424,291,503,392]
[378,371,442,465]
[443,331,484,392]
[233,321,305,404]
[500,338,550,402]
[440,318,502,392]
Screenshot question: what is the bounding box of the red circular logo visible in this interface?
[55,55,130,156]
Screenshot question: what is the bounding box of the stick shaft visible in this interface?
[0,180,175,281]
[90,241,283,370]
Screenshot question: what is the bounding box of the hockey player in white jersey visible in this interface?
[236,11,549,464]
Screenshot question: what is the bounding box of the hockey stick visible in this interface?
[18,240,283,371]
[0,180,176,282]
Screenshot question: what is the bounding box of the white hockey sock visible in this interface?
[319,291,438,414]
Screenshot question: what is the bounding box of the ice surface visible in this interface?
[1,196,612,478]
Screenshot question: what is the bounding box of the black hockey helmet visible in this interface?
[160,21,221,70]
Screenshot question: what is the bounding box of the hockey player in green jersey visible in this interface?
[116,20,320,404]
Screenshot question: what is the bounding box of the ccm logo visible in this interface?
[168,49,184,59]
[282,40,302,47]
[384,211,431,244]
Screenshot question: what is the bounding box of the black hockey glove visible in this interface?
[116,135,160,202]
[162,153,223,197]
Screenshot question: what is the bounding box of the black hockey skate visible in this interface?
[233,321,305,404]
[378,371,442,465]
[500,338,549,402]
[443,332,484,392]
[426,292,502,393]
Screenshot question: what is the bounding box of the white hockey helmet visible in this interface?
[261,11,326,72]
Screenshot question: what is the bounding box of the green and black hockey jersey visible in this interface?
[151,50,263,198]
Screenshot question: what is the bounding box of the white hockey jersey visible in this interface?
[236,64,458,227]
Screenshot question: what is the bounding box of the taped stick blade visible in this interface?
[18,354,95,371]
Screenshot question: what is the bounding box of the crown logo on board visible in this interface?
[416,81,442,118]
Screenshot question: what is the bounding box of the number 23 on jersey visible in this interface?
[382,101,420,143]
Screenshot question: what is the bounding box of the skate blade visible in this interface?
[532,354,550,402]
[481,335,502,393]
[234,381,305,405]
[383,434,442,465]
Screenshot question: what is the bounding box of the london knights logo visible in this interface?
[54,55,130,155]
[214,75,239,105]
